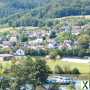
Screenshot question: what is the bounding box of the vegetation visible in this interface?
[20,33,28,42]
[0,0,90,89]
[47,60,90,74]
[0,57,50,90]
[54,65,80,74]
[54,65,64,74]
[48,49,64,59]
[25,49,48,56]
[71,68,80,74]
[0,56,89,89]
[78,34,90,49]
[1,27,89,58]
[0,0,90,27]
[49,84,60,90]
[57,32,76,43]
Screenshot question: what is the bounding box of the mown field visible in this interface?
[0,57,90,74]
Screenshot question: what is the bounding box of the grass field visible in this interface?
[47,60,90,74]
[0,27,16,32]
[0,57,90,74]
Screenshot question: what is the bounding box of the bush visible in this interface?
[63,65,71,74]
[54,65,80,74]
[71,68,80,74]
[49,49,58,59]
[25,49,48,56]
[20,33,28,42]
[57,49,64,58]
[85,49,90,56]
[78,49,86,57]
[64,49,73,57]
[49,84,59,90]
[54,65,64,74]
[78,34,90,49]
[49,49,64,59]
[73,48,80,56]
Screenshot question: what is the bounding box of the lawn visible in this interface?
[47,60,90,74]
[0,27,16,33]
[0,57,90,74]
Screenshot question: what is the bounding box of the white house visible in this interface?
[9,36,17,42]
[48,43,54,48]
[15,49,25,56]
[28,38,43,45]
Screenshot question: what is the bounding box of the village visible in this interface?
[0,0,90,89]
[0,21,90,90]
[0,19,90,61]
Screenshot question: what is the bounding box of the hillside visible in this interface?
[0,0,90,27]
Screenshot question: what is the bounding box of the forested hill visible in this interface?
[0,0,90,27]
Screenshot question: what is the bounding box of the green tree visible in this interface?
[78,49,86,57]
[49,31,57,39]
[8,57,35,89]
[78,34,90,49]
[49,49,59,59]
[20,33,28,42]
[10,57,49,90]
[34,59,49,85]
[57,32,75,43]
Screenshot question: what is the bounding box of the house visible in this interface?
[0,54,14,61]
[63,43,72,49]
[48,43,54,48]
[15,49,25,56]
[2,41,11,46]
[71,26,81,35]
[9,36,17,42]
[48,42,59,49]
[28,38,43,45]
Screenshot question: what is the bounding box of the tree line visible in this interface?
[0,0,90,27]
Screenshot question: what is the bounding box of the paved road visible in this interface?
[62,58,90,63]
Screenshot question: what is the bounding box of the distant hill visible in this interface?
[0,0,90,27]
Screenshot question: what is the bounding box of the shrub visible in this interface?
[64,49,73,57]
[63,65,71,74]
[49,49,64,59]
[25,49,48,56]
[78,49,86,58]
[57,49,64,58]
[49,49,58,59]
[20,33,28,42]
[54,65,64,74]
[71,68,80,74]
[73,48,80,56]
[49,84,59,90]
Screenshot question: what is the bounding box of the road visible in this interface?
[61,58,90,63]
